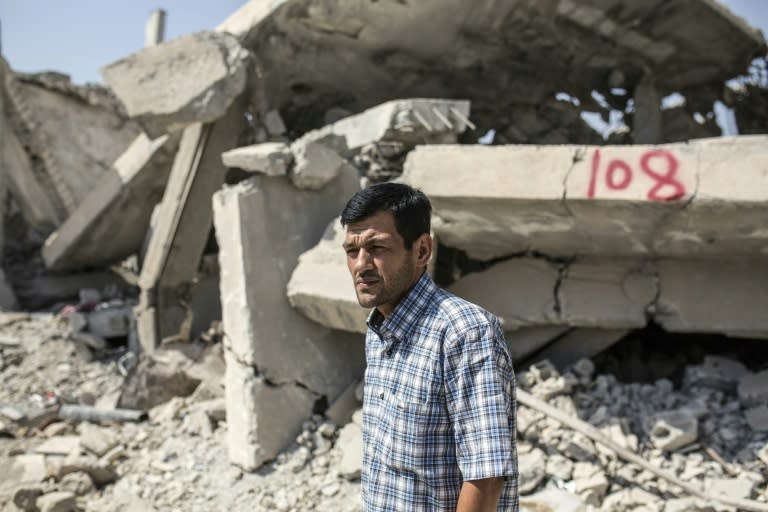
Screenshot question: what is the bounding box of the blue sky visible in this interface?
[0,1,766,85]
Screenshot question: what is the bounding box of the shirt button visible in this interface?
[385,348,393,357]
[379,392,384,399]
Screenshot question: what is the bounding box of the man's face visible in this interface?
[343,210,426,317]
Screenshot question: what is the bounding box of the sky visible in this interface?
[0,0,766,86]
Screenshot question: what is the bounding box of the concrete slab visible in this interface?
[42,133,177,271]
[213,169,365,469]
[448,258,560,329]
[221,142,292,176]
[293,99,470,156]
[9,72,141,214]
[656,259,768,336]
[102,31,250,138]
[137,95,247,350]
[287,219,369,334]
[402,138,768,260]
[225,350,315,471]
[558,259,656,328]
[213,171,364,391]
[0,59,62,231]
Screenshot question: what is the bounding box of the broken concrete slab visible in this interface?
[213,171,364,392]
[8,70,141,214]
[402,138,768,260]
[287,219,368,334]
[656,259,768,336]
[137,95,248,350]
[221,142,292,176]
[558,260,656,328]
[291,142,352,190]
[213,170,365,470]
[42,133,177,271]
[448,258,560,329]
[102,31,250,138]
[293,99,470,156]
[34,436,80,456]
[79,423,119,457]
[225,351,315,471]
[0,59,62,232]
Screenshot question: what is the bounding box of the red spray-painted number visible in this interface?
[587,149,686,201]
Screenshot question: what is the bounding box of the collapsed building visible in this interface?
[1,0,768,509]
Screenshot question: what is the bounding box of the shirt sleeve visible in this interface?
[443,317,518,482]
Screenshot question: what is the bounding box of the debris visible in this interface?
[335,422,362,480]
[648,410,699,452]
[102,31,251,138]
[221,142,293,176]
[36,491,77,512]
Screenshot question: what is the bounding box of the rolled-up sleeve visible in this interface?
[444,319,518,482]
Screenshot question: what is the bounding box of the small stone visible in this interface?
[13,486,43,511]
[336,423,362,480]
[313,431,332,455]
[59,471,94,496]
[648,410,698,452]
[321,482,340,497]
[518,447,547,494]
[79,423,119,456]
[545,454,573,481]
[317,421,336,438]
[36,491,77,512]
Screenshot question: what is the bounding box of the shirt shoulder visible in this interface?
[426,287,503,342]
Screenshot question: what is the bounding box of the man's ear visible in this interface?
[414,233,432,267]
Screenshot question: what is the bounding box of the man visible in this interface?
[341,182,519,511]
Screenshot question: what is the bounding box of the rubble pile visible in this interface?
[1,312,767,511]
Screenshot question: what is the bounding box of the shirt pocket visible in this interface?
[378,396,433,473]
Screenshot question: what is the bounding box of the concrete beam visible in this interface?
[137,96,247,351]
[42,133,177,271]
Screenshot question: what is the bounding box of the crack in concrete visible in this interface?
[560,146,585,218]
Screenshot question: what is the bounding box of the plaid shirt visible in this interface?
[361,272,519,511]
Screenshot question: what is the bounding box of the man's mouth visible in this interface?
[356,275,379,287]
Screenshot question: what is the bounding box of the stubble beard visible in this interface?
[355,261,417,311]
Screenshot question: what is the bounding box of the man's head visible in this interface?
[341,183,433,316]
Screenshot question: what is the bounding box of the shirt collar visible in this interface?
[366,271,437,345]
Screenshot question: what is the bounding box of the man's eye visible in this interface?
[346,249,358,257]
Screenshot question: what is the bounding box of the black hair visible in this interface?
[340,182,431,249]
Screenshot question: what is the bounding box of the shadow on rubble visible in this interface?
[593,323,768,386]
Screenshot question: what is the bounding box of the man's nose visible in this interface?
[352,248,373,273]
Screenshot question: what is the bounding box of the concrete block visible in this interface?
[42,133,177,271]
[287,219,369,334]
[529,328,627,372]
[336,422,362,480]
[224,350,315,471]
[705,477,756,500]
[448,258,560,329]
[221,142,292,176]
[739,369,768,407]
[558,259,656,328]
[213,170,364,394]
[102,31,250,138]
[34,436,80,456]
[745,405,768,432]
[520,489,587,512]
[79,423,119,457]
[683,355,750,391]
[648,410,698,451]
[291,141,351,190]
[656,259,768,335]
[36,491,77,512]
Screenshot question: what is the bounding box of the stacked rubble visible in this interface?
[1,312,767,511]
